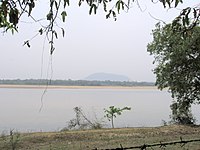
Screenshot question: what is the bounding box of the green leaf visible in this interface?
[166,0,171,7]
[54,31,58,39]
[9,9,19,26]
[112,11,116,18]
[116,1,120,14]
[11,28,15,35]
[27,42,30,48]
[175,0,183,7]
[39,28,43,35]
[50,47,55,55]
[61,28,65,37]
[161,0,166,8]
[94,5,97,14]
[89,6,93,15]
[175,0,179,7]
[112,11,117,21]
[50,0,54,7]
[27,1,35,16]
[55,1,59,10]
[61,11,67,22]
[64,0,70,8]
[89,4,95,15]
[88,0,93,6]
[193,9,197,18]
[47,12,53,20]
[23,40,30,48]
[185,15,189,26]
[78,0,82,6]
[106,10,112,19]
[89,4,97,15]
[103,1,107,12]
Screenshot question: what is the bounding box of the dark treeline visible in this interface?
[0,79,155,86]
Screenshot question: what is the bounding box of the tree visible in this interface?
[1,0,199,54]
[104,106,131,128]
[147,22,200,124]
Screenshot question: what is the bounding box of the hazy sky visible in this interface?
[0,1,198,82]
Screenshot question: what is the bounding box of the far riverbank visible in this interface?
[0,84,158,89]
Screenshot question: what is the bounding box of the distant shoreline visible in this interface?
[0,84,158,89]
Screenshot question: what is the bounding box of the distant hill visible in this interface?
[84,72,130,81]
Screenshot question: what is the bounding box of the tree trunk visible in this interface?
[111,115,114,128]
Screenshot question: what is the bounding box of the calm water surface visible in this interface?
[0,88,199,133]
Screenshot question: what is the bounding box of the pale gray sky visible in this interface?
[0,1,197,82]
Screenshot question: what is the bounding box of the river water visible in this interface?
[0,87,199,133]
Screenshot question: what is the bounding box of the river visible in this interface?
[0,87,199,133]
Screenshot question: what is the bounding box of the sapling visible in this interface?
[104,106,131,128]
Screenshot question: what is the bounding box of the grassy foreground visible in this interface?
[1,125,200,150]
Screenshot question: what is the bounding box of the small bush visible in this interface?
[67,107,104,130]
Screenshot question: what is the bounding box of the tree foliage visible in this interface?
[147,22,200,124]
[147,23,200,104]
[170,101,196,125]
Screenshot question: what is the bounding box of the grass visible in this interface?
[1,125,200,150]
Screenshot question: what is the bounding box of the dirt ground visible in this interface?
[1,125,200,150]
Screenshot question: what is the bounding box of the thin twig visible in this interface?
[148,12,166,24]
